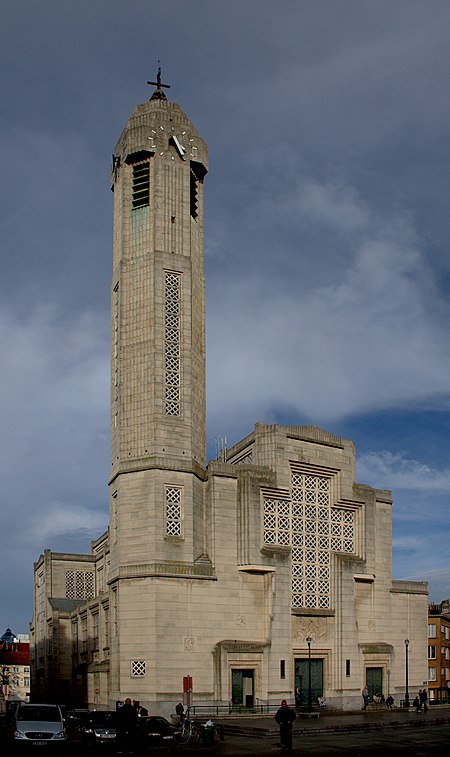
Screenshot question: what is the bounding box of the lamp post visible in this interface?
[306,636,312,712]
[404,639,410,707]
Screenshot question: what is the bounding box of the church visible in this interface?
[30,75,428,715]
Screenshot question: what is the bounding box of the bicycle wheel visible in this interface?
[190,726,201,744]
[173,725,190,744]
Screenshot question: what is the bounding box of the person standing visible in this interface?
[275,699,296,752]
[362,686,369,710]
[175,702,185,723]
[116,698,138,754]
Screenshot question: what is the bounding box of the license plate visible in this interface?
[33,741,48,746]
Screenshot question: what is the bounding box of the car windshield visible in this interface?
[17,706,61,722]
[90,712,116,726]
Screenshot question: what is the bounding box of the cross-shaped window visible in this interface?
[263,470,355,609]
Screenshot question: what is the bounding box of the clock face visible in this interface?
[147,125,198,160]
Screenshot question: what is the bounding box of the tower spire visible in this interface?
[147,61,171,101]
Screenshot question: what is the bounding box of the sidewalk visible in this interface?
[214,704,450,737]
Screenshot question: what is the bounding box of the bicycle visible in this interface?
[173,710,201,745]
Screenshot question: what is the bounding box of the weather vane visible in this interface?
[147,61,171,92]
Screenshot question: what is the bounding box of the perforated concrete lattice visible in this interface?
[264,473,355,609]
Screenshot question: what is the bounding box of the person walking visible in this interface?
[385,694,394,709]
[116,698,138,754]
[275,699,296,752]
[362,686,369,710]
[419,688,428,712]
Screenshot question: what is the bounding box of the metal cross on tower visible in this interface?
[147,62,171,93]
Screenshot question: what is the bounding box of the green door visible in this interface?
[295,659,323,707]
[231,669,254,707]
[366,667,383,701]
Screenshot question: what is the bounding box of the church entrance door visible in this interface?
[366,667,383,701]
[231,669,254,707]
[294,659,323,707]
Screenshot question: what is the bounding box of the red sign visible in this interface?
[183,675,193,706]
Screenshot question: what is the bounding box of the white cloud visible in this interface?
[358,451,450,491]
[28,503,107,542]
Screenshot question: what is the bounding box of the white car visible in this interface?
[12,703,67,746]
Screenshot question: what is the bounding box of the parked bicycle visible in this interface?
[173,710,201,745]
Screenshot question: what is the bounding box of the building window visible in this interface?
[164,271,181,416]
[112,492,118,543]
[280,660,286,679]
[71,620,78,655]
[81,616,88,654]
[428,667,437,682]
[66,570,94,600]
[428,646,437,659]
[24,677,30,687]
[263,469,355,609]
[346,660,351,677]
[131,660,146,677]
[103,605,109,648]
[92,613,99,650]
[132,162,150,209]
[97,566,105,593]
[165,486,182,537]
[190,169,199,219]
[428,624,437,637]
[113,284,119,429]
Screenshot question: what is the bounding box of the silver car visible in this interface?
[12,703,66,746]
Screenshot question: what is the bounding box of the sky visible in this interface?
[1,0,449,633]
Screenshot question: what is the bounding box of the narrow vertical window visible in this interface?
[280,660,286,679]
[190,169,199,219]
[112,492,118,543]
[165,486,182,537]
[132,161,150,208]
[113,284,119,429]
[346,659,351,677]
[164,272,181,416]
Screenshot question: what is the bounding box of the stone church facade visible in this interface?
[30,80,428,715]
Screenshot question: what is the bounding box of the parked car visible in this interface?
[137,715,177,745]
[81,710,116,745]
[10,702,67,746]
[66,708,91,733]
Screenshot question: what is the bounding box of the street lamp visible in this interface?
[404,639,410,707]
[306,636,312,712]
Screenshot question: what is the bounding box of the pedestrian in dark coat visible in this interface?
[117,698,138,753]
[419,688,428,712]
[275,699,296,752]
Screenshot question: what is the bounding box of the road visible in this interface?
[3,724,450,756]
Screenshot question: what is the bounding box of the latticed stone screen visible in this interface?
[131,660,146,677]
[263,472,355,609]
[65,570,95,600]
[165,486,182,536]
[164,271,181,416]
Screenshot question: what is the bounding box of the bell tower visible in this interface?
[108,74,208,586]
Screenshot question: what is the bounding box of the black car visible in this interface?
[81,710,116,745]
[137,715,177,745]
[66,708,91,734]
